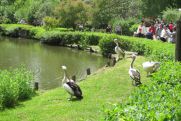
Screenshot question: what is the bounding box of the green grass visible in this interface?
[0,56,148,121]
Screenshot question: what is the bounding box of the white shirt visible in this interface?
[160,29,170,39]
[137,25,147,35]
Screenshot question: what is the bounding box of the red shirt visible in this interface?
[169,24,173,31]
[149,26,156,34]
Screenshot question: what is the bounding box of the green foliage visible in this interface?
[0,24,175,61]
[110,18,138,36]
[0,24,71,39]
[162,8,181,23]
[54,0,90,28]
[12,67,34,100]
[0,16,11,24]
[141,0,180,17]
[41,31,100,47]
[43,16,59,30]
[99,35,117,56]
[0,66,34,109]
[104,62,181,121]
[129,24,139,35]
[92,0,142,28]
[99,35,174,61]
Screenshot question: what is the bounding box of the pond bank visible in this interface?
[0,56,149,121]
[0,24,175,61]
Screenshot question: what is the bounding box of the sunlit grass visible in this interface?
[0,56,149,121]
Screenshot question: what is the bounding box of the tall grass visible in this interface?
[0,66,34,109]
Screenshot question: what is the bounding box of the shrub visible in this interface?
[0,16,11,24]
[12,67,34,100]
[99,35,174,61]
[162,8,181,23]
[0,70,19,108]
[111,18,138,36]
[41,31,100,47]
[43,16,60,30]
[104,62,181,121]
[0,66,34,109]
[99,35,118,56]
[129,24,139,35]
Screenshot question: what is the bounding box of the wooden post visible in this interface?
[77,45,81,50]
[89,47,94,52]
[72,75,76,82]
[86,68,91,75]
[176,18,181,61]
[34,82,39,90]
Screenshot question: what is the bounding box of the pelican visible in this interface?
[128,54,142,86]
[142,61,160,76]
[61,66,83,100]
[114,39,125,61]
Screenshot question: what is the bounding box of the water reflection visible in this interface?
[0,37,107,89]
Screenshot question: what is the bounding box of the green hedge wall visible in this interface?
[99,35,174,61]
[0,24,175,61]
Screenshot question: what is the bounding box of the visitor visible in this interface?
[160,25,170,42]
[168,22,174,32]
[146,24,156,40]
[168,26,176,43]
[106,25,112,33]
[115,25,122,35]
[136,21,147,37]
[156,24,163,40]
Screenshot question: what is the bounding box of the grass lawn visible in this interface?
[0,56,149,121]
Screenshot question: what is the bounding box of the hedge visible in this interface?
[104,61,181,121]
[0,24,175,61]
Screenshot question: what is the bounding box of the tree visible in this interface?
[54,0,91,28]
[141,0,181,17]
[91,0,142,28]
[162,8,181,23]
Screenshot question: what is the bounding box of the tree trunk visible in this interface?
[175,19,181,61]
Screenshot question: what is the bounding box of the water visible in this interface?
[0,37,107,90]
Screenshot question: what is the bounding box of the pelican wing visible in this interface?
[66,82,83,99]
[130,69,140,81]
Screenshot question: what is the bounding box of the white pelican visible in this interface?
[114,39,125,61]
[128,54,142,86]
[61,66,83,100]
[142,61,160,76]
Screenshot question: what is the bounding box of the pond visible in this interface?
[0,37,108,90]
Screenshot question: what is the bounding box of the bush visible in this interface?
[0,66,34,109]
[104,62,181,121]
[12,67,34,100]
[162,8,181,23]
[99,35,174,61]
[0,16,11,24]
[41,31,100,47]
[99,35,119,56]
[111,18,138,36]
[43,16,60,30]
[129,24,139,35]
